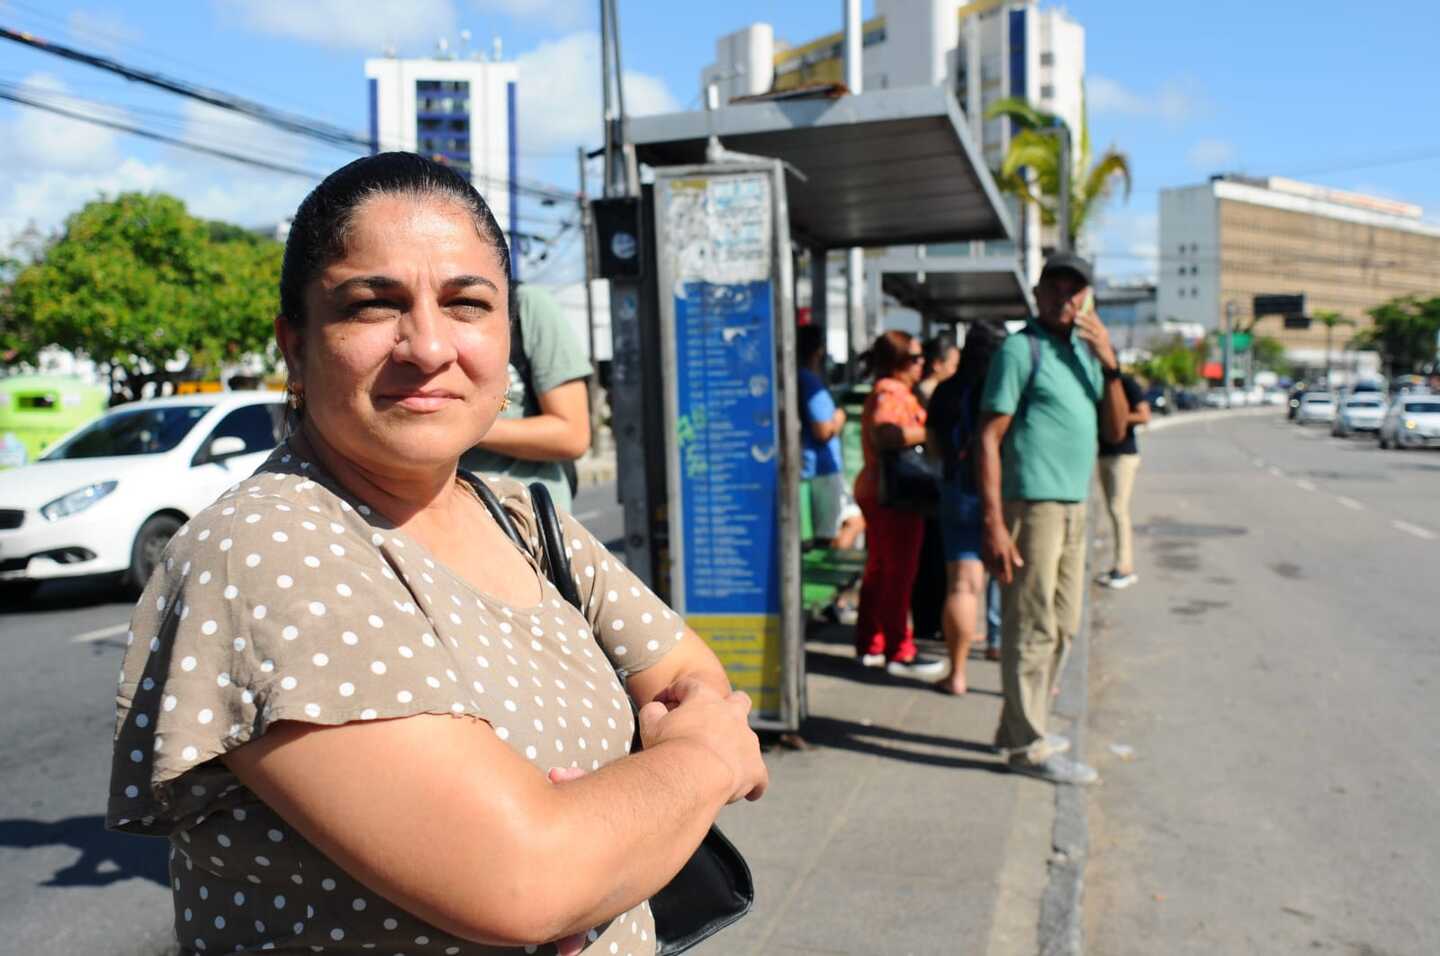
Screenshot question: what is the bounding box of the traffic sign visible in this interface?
[1229,332,1252,351]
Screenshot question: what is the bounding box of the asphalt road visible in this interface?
[1084,414,1440,954]
[0,479,621,956]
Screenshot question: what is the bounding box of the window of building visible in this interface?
[1040,52,1054,66]
[1191,287,1199,297]
[1040,84,1055,99]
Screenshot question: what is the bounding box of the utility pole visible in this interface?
[600,0,637,199]
[578,146,603,454]
[1223,300,1236,407]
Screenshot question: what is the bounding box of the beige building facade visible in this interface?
[1161,176,1440,378]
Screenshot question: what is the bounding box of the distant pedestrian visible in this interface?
[1096,371,1150,588]
[796,325,856,545]
[977,253,1130,785]
[927,321,1008,694]
[853,331,946,678]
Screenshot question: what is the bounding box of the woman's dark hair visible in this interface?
[796,324,826,365]
[955,321,1007,391]
[279,152,511,324]
[868,329,918,380]
[921,333,958,377]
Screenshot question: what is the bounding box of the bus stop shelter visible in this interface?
[871,248,1036,333]
[605,86,1031,731]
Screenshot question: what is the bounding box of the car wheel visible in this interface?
[0,580,40,607]
[125,514,182,597]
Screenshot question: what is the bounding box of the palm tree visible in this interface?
[983,94,1132,249]
[1312,309,1357,387]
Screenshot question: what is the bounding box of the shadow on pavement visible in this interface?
[0,815,168,888]
[798,714,1007,773]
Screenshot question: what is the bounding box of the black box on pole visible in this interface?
[591,197,644,280]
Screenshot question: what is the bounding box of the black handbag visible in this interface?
[463,473,755,955]
[878,445,941,514]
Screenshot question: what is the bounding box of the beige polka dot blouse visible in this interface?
[107,445,683,955]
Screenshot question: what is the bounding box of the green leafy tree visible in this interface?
[6,193,281,398]
[1350,295,1440,378]
[1135,335,1200,387]
[983,94,1132,248]
[1251,335,1291,377]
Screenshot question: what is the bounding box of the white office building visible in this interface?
[365,53,520,262]
[700,0,1085,285]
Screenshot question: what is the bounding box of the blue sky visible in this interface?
[1,0,1436,284]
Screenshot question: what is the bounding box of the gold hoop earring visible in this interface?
[499,394,512,413]
[286,383,305,414]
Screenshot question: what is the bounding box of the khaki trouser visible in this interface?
[1097,454,1141,574]
[996,500,1088,763]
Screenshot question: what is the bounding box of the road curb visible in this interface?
[1035,549,1093,956]
[1142,405,1276,433]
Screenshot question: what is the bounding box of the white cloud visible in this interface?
[513,31,680,154]
[471,0,589,30]
[0,73,125,174]
[1186,138,1238,172]
[213,0,458,53]
[66,8,144,54]
[1088,75,1206,125]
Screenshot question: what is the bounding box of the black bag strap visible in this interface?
[528,480,583,610]
[459,470,527,552]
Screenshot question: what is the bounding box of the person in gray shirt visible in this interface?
[461,283,593,509]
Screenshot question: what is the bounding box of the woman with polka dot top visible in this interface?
[107,153,769,956]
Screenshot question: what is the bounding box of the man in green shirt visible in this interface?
[460,283,593,510]
[977,253,1128,786]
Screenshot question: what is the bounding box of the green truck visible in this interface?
[0,375,110,470]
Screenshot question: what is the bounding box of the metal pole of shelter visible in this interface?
[578,146,602,453]
[843,0,866,358]
[1223,300,1236,407]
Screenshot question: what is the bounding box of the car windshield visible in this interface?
[42,404,211,459]
[1347,401,1381,409]
[1305,396,1331,404]
[1403,402,1440,414]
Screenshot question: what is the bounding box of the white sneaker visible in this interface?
[1008,754,1099,786]
[885,655,948,679]
[1097,570,1138,589]
[859,652,887,668]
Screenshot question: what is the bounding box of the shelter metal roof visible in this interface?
[628,86,1016,251]
[875,251,1036,323]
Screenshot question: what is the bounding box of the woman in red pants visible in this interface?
[853,331,947,679]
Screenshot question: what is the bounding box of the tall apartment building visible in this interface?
[365,54,520,264]
[1160,175,1440,374]
[699,0,1085,284]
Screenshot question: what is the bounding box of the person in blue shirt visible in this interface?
[796,325,852,544]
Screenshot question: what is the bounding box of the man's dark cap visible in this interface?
[1040,252,1093,287]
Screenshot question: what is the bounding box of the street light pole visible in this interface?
[1223,300,1236,408]
[577,146,602,453]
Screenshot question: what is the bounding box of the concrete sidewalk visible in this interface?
[690,625,1064,956]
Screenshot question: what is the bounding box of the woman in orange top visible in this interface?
[853,331,947,678]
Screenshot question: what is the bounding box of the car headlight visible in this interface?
[40,481,118,521]
[1404,419,1418,430]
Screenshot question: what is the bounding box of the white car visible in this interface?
[0,392,284,601]
[1379,395,1440,449]
[1332,396,1385,436]
[1295,392,1336,425]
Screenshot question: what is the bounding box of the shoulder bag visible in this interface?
[463,473,754,955]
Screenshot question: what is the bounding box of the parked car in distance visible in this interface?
[1263,387,1288,406]
[1174,389,1203,411]
[1203,390,1228,409]
[1142,384,1172,416]
[0,392,284,603]
[1295,392,1336,425]
[1378,395,1440,449]
[1333,396,1385,436]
